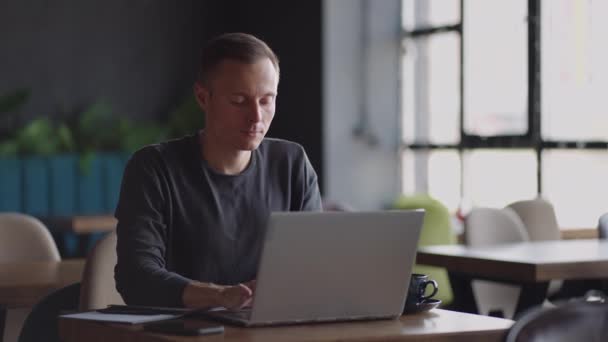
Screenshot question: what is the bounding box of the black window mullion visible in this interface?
[529,0,542,193]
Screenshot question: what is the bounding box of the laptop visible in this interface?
[204,210,425,327]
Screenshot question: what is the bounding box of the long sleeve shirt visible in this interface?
[114,133,322,306]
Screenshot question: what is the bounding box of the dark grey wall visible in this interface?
[0,0,205,121]
[203,1,324,189]
[0,0,324,187]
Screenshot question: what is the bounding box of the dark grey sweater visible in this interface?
[114,133,322,306]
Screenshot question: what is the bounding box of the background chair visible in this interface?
[506,198,561,241]
[0,213,61,342]
[506,198,563,297]
[79,231,124,310]
[465,207,530,318]
[17,283,80,342]
[0,213,60,262]
[505,301,608,342]
[507,197,561,241]
[393,194,456,306]
[599,212,608,240]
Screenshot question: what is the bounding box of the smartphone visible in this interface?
[144,320,224,336]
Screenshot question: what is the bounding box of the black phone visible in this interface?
[143,320,224,336]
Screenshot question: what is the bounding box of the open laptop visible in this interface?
[204,210,425,327]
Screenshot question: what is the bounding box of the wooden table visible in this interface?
[0,259,85,309]
[560,227,599,240]
[59,309,513,342]
[38,214,117,256]
[39,215,117,234]
[417,239,608,316]
[0,259,85,340]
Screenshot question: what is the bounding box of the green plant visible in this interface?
[118,118,168,153]
[0,91,205,159]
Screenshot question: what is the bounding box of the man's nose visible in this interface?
[247,102,263,123]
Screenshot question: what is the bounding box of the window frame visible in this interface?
[402,0,608,196]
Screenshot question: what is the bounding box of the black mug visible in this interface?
[404,273,438,310]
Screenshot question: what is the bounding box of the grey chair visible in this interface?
[505,300,608,342]
[465,207,530,319]
[506,198,563,297]
[506,198,560,241]
[79,231,124,310]
[17,283,81,342]
[599,213,608,239]
[0,213,61,342]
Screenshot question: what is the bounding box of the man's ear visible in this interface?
[193,82,210,110]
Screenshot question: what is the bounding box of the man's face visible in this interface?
[195,58,279,151]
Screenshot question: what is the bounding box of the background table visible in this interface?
[0,259,85,309]
[1,259,85,341]
[417,239,608,315]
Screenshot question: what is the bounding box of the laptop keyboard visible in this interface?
[233,308,252,318]
[218,308,251,320]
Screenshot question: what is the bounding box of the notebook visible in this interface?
[204,210,425,327]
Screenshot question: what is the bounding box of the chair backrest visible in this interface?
[393,194,456,305]
[79,231,124,310]
[505,301,608,342]
[506,198,561,241]
[18,283,81,342]
[0,212,60,262]
[465,207,529,246]
[599,213,608,240]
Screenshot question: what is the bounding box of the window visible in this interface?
[401,0,608,228]
[541,0,608,141]
[463,0,528,136]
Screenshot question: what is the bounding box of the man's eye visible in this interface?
[260,96,274,106]
[230,96,245,104]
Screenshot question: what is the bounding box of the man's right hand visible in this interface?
[219,283,253,310]
[182,281,254,311]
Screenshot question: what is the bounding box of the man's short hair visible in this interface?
[198,32,280,86]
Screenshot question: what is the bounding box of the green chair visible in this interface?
[393,194,456,305]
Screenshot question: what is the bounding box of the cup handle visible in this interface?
[420,280,438,301]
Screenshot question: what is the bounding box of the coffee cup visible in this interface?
[404,273,438,311]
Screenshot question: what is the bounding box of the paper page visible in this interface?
[60,311,181,324]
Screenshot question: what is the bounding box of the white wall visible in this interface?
[323,0,402,210]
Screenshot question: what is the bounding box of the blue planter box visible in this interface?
[102,152,130,213]
[1,153,129,215]
[49,154,78,215]
[0,153,130,256]
[22,157,50,215]
[0,157,21,211]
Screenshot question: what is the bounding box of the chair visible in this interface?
[506,198,563,297]
[0,213,60,262]
[505,301,608,342]
[17,283,80,342]
[79,231,124,310]
[0,213,61,342]
[465,207,530,318]
[599,213,608,239]
[393,194,456,306]
[506,198,561,241]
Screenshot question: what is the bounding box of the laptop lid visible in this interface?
[247,210,425,325]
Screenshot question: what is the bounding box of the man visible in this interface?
[114,33,322,310]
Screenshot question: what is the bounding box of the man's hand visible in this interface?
[182,280,256,310]
[244,279,257,292]
[219,283,253,310]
